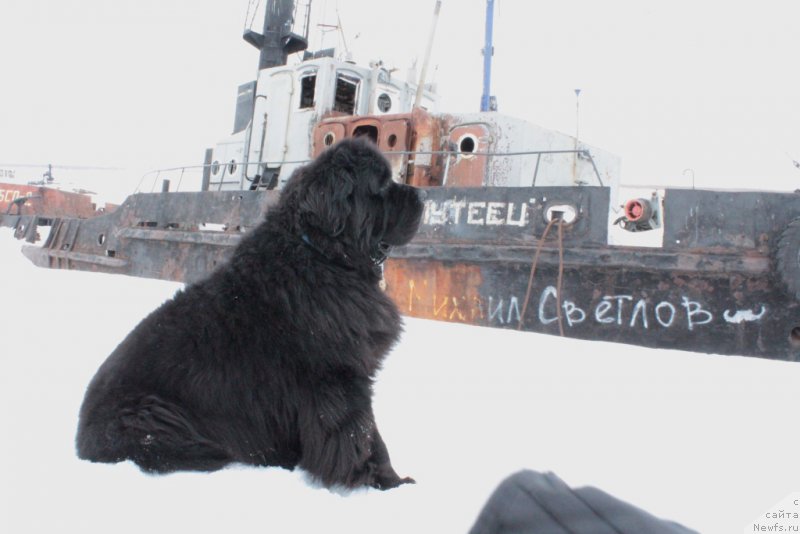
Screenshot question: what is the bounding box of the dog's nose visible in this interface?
[415,188,428,201]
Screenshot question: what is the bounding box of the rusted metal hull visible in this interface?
[387,187,800,360]
[8,191,276,282]
[386,257,789,359]
[4,186,800,361]
[0,183,112,219]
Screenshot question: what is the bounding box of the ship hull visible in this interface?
[5,185,799,361]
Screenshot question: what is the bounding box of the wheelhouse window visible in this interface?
[299,72,316,109]
[333,73,360,115]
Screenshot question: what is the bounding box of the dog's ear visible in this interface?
[297,165,354,237]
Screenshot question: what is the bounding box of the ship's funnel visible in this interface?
[244,0,309,70]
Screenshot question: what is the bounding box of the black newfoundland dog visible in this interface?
[76,138,424,490]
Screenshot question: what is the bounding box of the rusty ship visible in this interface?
[4,0,800,361]
[1,164,117,240]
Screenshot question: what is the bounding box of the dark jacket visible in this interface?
[468,470,699,534]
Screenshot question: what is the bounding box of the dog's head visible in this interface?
[280,138,426,272]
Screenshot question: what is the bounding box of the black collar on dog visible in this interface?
[300,233,317,251]
[301,233,354,270]
[370,242,392,266]
[300,234,352,268]
[301,233,390,274]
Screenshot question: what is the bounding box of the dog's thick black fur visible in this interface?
[76,138,423,490]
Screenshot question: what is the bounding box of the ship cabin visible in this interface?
[205,55,622,213]
[205,56,439,192]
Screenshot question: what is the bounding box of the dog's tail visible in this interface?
[76,393,231,473]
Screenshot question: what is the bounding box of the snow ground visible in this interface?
[1,228,799,534]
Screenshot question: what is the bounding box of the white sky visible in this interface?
[1,0,799,201]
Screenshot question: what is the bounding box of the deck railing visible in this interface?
[136,148,604,194]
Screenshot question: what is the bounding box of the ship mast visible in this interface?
[480,0,496,111]
[243,0,309,70]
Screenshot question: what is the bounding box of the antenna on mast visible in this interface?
[480,0,497,112]
[413,0,442,109]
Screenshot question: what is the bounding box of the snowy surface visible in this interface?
[1,228,799,534]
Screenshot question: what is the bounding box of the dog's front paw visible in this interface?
[371,473,416,490]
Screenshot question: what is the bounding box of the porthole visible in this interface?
[228,160,237,175]
[387,133,398,148]
[324,132,336,146]
[459,135,476,154]
[211,160,220,175]
[97,233,106,246]
[377,93,392,113]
